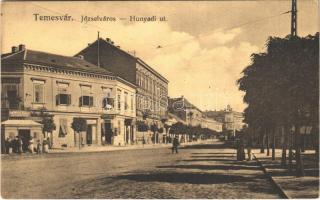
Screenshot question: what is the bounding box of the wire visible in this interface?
[158,10,291,49]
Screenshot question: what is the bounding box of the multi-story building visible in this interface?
[201,117,223,132]
[168,96,222,132]
[75,38,169,128]
[1,44,136,149]
[204,105,245,134]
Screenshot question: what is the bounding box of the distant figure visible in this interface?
[36,140,42,154]
[5,137,11,154]
[28,136,34,154]
[18,137,23,154]
[172,136,180,154]
[13,137,18,153]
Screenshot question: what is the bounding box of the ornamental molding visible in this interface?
[23,63,115,81]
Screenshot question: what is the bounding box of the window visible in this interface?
[131,95,134,111]
[117,89,121,110]
[80,96,93,107]
[124,92,128,110]
[80,85,93,107]
[102,87,114,110]
[3,84,19,109]
[56,94,71,105]
[56,82,70,106]
[34,83,44,103]
[103,97,114,109]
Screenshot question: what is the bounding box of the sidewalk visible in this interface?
[252,149,319,199]
[47,140,210,154]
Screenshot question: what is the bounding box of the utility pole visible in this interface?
[291,0,297,36]
[97,31,100,67]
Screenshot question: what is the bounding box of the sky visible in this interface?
[1,1,318,112]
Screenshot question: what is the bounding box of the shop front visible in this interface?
[1,119,43,153]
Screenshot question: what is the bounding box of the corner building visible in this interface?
[1,45,136,148]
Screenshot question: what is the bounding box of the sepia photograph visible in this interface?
[0,0,319,199]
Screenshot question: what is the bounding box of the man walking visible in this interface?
[172,135,180,154]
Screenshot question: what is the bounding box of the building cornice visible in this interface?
[23,63,116,81]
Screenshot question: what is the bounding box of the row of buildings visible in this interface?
[1,38,241,150]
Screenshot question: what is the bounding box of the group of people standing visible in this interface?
[4,136,51,154]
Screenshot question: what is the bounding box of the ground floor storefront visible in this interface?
[1,111,137,151]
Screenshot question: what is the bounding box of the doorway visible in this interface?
[87,125,92,145]
[18,129,31,152]
[104,123,112,145]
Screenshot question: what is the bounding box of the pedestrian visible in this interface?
[18,136,23,154]
[36,140,42,154]
[5,137,10,154]
[172,135,180,154]
[28,136,34,154]
[47,137,52,149]
[13,137,18,153]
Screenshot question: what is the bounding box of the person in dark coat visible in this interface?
[5,137,10,154]
[172,135,180,154]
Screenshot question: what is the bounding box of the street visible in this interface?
[1,140,280,199]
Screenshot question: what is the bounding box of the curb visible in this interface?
[252,153,291,199]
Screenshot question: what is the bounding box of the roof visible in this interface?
[1,120,42,127]
[169,96,202,113]
[76,38,168,83]
[2,49,114,76]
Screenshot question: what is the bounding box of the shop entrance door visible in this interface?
[87,125,92,145]
[18,129,30,152]
[104,123,112,144]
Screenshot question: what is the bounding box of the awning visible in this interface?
[1,120,42,127]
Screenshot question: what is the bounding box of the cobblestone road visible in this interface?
[1,141,280,199]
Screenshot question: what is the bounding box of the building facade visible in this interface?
[168,96,222,132]
[204,105,245,134]
[1,45,136,149]
[75,38,169,125]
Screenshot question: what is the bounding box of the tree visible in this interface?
[237,33,319,177]
[71,118,87,149]
[41,117,56,148]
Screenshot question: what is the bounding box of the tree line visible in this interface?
[237,33,319,176]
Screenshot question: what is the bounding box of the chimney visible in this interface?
[18,44,26,51]
[11,46,18,53]
[106,38,111,43]
[88,43,91,46]
[116,46,120,48]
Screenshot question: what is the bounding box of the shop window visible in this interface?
[59,119,68,137]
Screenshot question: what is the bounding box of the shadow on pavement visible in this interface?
[269,169,319,177]
[181,142,233,150]
[190,155,235,158]
[192,152,235,155]
[181,158,236,162]
[112,172,262,185]
[157,164,260,171]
